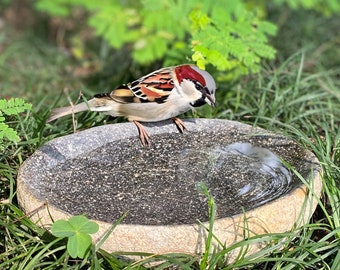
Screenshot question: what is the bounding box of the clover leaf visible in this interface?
[51,215,99,258]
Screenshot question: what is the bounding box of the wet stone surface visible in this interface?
[21,119,318,225]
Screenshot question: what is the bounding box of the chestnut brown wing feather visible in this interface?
[129,68,175,103]
[94,67,175,104]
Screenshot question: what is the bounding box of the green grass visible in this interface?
[1,4,340,270]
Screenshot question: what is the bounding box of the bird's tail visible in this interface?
[47,102,89,122]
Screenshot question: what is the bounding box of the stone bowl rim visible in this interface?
[17,118,322,255]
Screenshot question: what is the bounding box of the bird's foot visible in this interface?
[172,117,186,133]
[133,120,151,147]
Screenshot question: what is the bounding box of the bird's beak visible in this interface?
[206,93,215,108]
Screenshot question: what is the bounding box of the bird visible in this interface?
[47,64,216,146]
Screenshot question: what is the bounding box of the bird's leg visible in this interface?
[133,120,151,147]
[172,117,186,133]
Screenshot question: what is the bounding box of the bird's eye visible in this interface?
[193,80,204,91]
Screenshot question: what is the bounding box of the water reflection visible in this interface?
[213,143,292,204]
[177,142,293,217]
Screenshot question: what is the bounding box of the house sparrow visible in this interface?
[47,64,216,146]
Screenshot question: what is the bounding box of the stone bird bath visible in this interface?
[17,119,322,256]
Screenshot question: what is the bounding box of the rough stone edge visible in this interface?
[21,118,271,160]
[16,119,323,258]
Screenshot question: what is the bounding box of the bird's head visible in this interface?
[174,64,216,108]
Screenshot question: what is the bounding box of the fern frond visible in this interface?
[0,98,32,115]
[0,98,32,147]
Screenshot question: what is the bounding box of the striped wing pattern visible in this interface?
[94,67,175,104]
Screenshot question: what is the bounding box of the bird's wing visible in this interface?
[95,67,176,104]
[94,84,136,104]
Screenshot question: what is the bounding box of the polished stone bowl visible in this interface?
[17,119,322,255]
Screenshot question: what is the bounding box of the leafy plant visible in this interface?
[0,98,31,149]
[189,2,277,76]
[34,0,277,76]
[51,215,99,259]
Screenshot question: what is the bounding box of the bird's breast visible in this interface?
[119,99,191,122]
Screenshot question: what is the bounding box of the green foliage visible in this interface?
[51,215,99,259]
[0,98,31,148]
[190,1,277,76]
[34,0,277,76]
[34,0,72,16]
